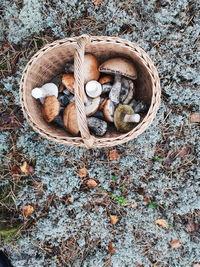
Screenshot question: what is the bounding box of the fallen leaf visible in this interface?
[20,161,34,174]
[108,242,116,254]
[110,215,119,225]
[185,221,199,232]
[189,113,200,123]
[92,0,104,6]
[163,147,190,165]
[67,197,74,204]
[78,167,88,178]
[155,219,169,229]
[170,239,182,249]
[22,205,35,216]
[86,179,97,189]
[108,149,121,161]
[11,165,20,175]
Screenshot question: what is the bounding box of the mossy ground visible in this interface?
[0,0,200,266]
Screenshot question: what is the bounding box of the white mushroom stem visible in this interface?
[123,113,141,123]
[31,83,58,104]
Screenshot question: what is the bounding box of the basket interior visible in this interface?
[23,40,153,139]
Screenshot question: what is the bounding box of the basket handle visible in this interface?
[74,35,94,148]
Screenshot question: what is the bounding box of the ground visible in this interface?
[0,0,200,266]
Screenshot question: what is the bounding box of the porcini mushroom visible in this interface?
[87,117,108,136]
[32,83,58,104]
[42,95,60,122]
[109,74,122,104]
[114,105,140,133]
[85,97,100,116]
[99,57,137,80]
[83,54,100,84]
[103,99,115,122]
[85,81,102,98]
[61,74,75,94]
[63,102,79,136]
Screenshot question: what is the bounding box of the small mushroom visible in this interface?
[87,117,108,136]
[85,81,102,98]
[83,54,100,84]
[85,97,100,116]
[32,83,58,104]
[109,74,122,104]
[129,99,148,113]
[99,57,137,80]
[103,99,115,122]
[120,78,135,104]
[61,74,75,94]
[63,102,79,136]
[99,75,113,84]
[114,105,140,133]
[42,95,60,122]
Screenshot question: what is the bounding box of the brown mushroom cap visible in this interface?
[63,102,79,136]
[98,75,114,84]
[99,57,137,80]
[103,99,115,122]
[42,96,60,122]
[84,54,100,84]
[61,74,75,93]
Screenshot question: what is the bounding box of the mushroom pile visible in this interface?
[31,54,148,136]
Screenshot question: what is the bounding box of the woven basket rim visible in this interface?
[20,35,161,148]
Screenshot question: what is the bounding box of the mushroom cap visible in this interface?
[98,75,114,84]
[99,57,137,80]
[32,88,43,99]
[63,102,79,136]
[85,97,100,116]
[85,80,102,98]
[84,54,100,84]
[42,83,58,97]
[42,96,60,122]
[114,105,136,133]
[61,74,75,94]
[103,99,115,122]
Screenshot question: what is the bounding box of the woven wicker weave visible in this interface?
[20,35,161,148]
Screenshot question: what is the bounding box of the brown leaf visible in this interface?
[108,242,116,254]
[170,239,182,249]
[78,167,88,178]
[155,219,169,229]
[20,161,33,174]
[189,113,200,123]
[163,147,190,165]
[110,215,119,225]
[185,221,199,232]
[22,205,35,216]
[11,165,20,175]
[108,149,121,161]
[92,0,104,6]
[86,179,97,189]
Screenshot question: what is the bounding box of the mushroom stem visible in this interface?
[109,74,121,104]
[123,114,140,123]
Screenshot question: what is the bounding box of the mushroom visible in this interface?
[61,74,75,94]
[102,83,112,94]
[103,99,115,122]
[114,105,140,133]
[53,114,64,128]
[85,81,102,98]
[99,75,113,84]
[42,95,60,122]
[92,110,105,120]
[83,54,100,84]
[87,117,108,136]
[63,102,79,136]
[32,83,58,104]
[99,97,108,111]
[99,57,137,80]
[109,74,122,104]
[85,97,100,116]
[120,78,135,104]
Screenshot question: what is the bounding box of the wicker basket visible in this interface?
[20,35,161,148]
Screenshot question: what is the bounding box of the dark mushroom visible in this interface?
[87,117,108,136]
